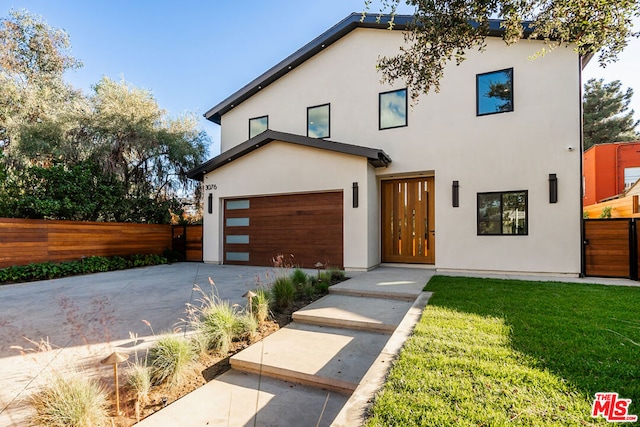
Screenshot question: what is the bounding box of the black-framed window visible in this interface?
[379,88,407,130]
[477,190,528,235]
[307,104,330,138]
[249,115,268,139]
[476,68,513,116]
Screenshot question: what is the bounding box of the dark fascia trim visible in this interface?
[186,130,392,181]
[204,13,535,125]
[204,13,413,125]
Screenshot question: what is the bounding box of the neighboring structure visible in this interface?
[583,141,640,206]
[188,13,584,274]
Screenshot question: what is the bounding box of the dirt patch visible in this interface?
[112,290,334,426]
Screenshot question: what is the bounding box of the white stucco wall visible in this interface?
[212,28,582,274]
[202,141,375,270]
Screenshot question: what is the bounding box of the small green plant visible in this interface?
[149,335,195,386]
[583,210,589,219]
[599,206,613,218]
[291,268,308,287]
[127,360,151,405]
[237,311,258,340]
[329,268,345,282]
[272,276,296,309]
[251,288,272,323]
[30,374,109,427]
[316,281,330,294]
[300,282,317,299]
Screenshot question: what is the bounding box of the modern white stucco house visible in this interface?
[188,13,584,274]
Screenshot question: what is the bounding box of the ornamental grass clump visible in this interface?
[251,288,272,323]
[272,276,296,309]
[30,374,109,427]
[198,298,242,354]
[148,335,195,386]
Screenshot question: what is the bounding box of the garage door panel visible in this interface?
[224,192,343,268]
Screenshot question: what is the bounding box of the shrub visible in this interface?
[149,336,195,386]
[272,276,296,309]
[30,374,109,427]
[329,268,345,282]
[251,288,272,323]
[316,281,330,294]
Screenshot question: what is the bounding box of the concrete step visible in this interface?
[330,268,429,301]
[292,294,414,333]
[230,323,390,394]
[136,370,349,427]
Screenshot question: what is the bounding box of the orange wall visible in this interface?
[583,142,640,206]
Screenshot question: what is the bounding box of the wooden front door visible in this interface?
[382,177,435,264]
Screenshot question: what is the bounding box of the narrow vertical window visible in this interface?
[249,115,268,139]
[476,68,514,116]
[379,88,407,130]
[307,104,330,138]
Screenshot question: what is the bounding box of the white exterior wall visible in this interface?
[202,142,374,270]
[213,28,582,274]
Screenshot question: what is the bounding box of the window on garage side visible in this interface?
[379,88,407,130]
[307,104,330,138]
[477,190,527,235]
[476,68,513,116]
[249,115,268,139]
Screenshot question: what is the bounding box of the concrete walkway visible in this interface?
[2,264,638,426]
[137,267,434,427]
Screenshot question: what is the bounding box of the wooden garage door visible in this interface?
[224,192,343,268]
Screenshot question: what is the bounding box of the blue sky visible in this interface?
[3,1,639,157]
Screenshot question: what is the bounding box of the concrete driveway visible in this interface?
[0,263,285,358]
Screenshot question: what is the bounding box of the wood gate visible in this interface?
[583,219,638,279]
[172,225,203,262]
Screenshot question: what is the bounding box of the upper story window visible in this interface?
[307,104,330,138]
[249,115,268,139]
[379,88,407,130]
[477,190,528,235]
[476,68,513,116]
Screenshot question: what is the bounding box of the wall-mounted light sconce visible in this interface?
[352,182,359,208]
[208,193,213,214]
[452,180,459,207]
[549,174,558,203]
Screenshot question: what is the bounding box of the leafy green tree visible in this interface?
[364,0,640,101]
[583,78,639,150]
[0,10,208,223]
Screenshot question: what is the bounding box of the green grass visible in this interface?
[366,276,640,427]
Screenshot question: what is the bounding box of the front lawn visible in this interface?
[366,276,640,426]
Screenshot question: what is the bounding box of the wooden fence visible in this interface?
[0,218,172,268]
[583,219,640,279]
[583,195,640,219]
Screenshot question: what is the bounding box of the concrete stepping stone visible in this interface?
[230,323,390,394]
[330,268,431,300]
[137,370,349,427]
[292,294,414,333]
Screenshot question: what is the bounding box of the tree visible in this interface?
[583,79,639,150]
[0,10,209,223]
[364,0,640,101]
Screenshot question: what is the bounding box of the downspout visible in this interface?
[579,54,586,277]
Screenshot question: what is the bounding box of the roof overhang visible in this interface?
[204,13,536,125]
[186,130,392,181]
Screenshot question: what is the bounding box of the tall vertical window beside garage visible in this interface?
[225,199,251,263]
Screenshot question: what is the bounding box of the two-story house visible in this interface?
[188,13,583,274]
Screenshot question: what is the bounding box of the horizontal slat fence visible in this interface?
[583,195,640,219]
[0,218,172,268]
